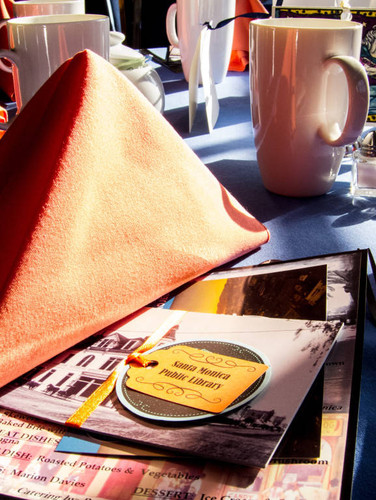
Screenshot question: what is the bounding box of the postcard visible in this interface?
[0,308,342,469]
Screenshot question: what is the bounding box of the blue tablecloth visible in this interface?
[154,61,376,498]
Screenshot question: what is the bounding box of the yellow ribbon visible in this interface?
[66,309,186,428]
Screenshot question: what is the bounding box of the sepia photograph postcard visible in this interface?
[0,307,342,469]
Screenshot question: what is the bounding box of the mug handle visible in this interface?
[319,55,369,147]
[0,49,20,73]
[0,20,13,74]
[166,3,179,48]
[0,49,21,130]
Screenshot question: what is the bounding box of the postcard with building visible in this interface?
[0,307,342,469]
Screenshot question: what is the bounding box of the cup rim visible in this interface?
[7,14,108,25]
[251,18,362,30]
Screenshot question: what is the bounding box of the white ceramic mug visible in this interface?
[11,0,85,17]
[166,0,235,84]
[250,18,370,197]
[0,14,109,115]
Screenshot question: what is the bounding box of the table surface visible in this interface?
[153,58,376,498]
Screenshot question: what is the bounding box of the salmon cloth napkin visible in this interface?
[0,50,269,388]
[229,0,269,72]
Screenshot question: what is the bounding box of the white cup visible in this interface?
[0,14,109,116]
[11,0,85,17]
[166,0,235,84]
[250,18,370,197]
